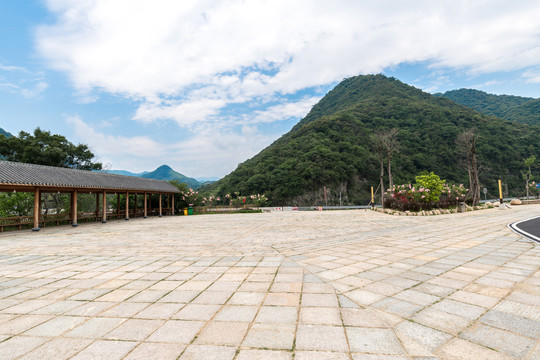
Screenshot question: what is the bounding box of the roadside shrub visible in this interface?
[385,172,467,211]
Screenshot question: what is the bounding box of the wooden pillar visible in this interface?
[149,194,152,215]
[134,193,138,218]
[144,192,148,218]
[171,194,175,215]
[125,192,130,220]
[71,190,78,227]
[116,193,120,219]
[102,191,107,223]
[32,187,40,231]
[95,193,100,221]
[159,194,162,217]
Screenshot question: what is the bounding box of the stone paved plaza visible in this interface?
[0,206,539,360]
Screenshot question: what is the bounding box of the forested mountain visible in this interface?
[437,89,540,125]
[141,165,201,189]
[0,127,13,138]
[205,75,540,206]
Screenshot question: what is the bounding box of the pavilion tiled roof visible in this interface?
[0,160,180,193]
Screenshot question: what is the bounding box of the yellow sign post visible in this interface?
[498,179,504,210]
[371,186,374,209]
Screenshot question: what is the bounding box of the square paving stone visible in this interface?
[295,351,350,360]
[214,305,258,322]
[147,320,205,343]
[264,293,300,306]
[295,325,348,352]
[347,327,405,355]
[373,298,423,318]
[24,315,87,337]
[346,289,386,305]
[300,307,342,325]
[412,307,470,335]
[242,323,295,350]
[435,337,512,360]
[228,291,266,305]
[179,345,236,360]
[236,349,292,360]
[301,293,339,307]
[341,308,388,327]
[18,337,92,360]
[71,339,137,360]
[461,323,536,358]
[255,306,298,324]
[0,336,49,360]
[101,302,150,317]
[134,303,184,319]
[103,318,163,341]
[124,342,185,360]
[196,321,249,346]
[480,309,540,338]
[66,317,125,338]
[431,299,486,320]
[394,321,453,352]
[173,304,221,321]
[191,291,232,304]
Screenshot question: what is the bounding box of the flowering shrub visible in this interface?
[180,188,199,207]
[250,194,268,207]
[528,181,540,198]
[385,173,468,211]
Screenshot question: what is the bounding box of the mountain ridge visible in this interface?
[204,74,540,205]
[436,88,540,125]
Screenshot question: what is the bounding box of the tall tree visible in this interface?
[380,128,399,189]
[523,155,536,198]
[456,129,480,206]
[373,130,386,207]
[0,128,102,170]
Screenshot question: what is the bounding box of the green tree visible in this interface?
[523,155,536,198]
[415,172,445,203]
[0,193,34,217]
[0,127,102,170]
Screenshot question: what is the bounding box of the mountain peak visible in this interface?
[156,164,172,171]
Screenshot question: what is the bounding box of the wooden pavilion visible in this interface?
[0,160,180,231]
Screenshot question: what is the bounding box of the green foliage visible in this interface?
[438,89,540,125]
[0,193,33,217]
[0,128,102,170]
[202,75,540,206]
[415,172,445,202]
[386,178,467,211]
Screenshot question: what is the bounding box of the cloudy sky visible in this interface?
[2,0,540,178]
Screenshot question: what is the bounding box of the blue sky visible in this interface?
[2,1,540,178]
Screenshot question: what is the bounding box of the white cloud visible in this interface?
[67,115,167,170]
[36,1,540,175]
[37,1,540,101]
[67,115,276,177]
[0,63,48,98]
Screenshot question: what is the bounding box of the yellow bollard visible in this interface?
[498,180,505,210]
[371,186,374,209]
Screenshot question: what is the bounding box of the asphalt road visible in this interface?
[509,216,540,243]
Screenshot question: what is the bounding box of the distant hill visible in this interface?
[0,127,13,138]
[109,165,202,189]
[107,169,148,177]
[141,165,201,189]
[436,89,540,125]
[205,74,540,205]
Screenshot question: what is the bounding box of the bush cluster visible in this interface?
[385,172,467,211]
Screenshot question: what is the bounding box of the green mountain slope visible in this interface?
[141,165,201,189]
[437,89,540,125]
[0,127,13,138]
[206,75,540,205]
